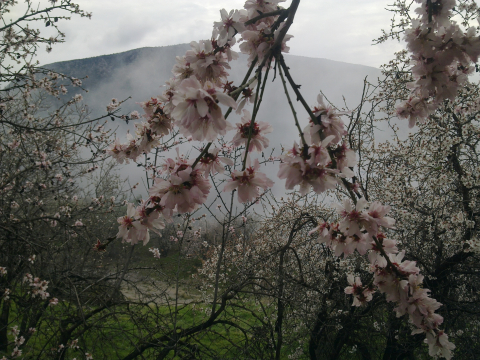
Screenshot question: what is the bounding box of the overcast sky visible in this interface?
[25,0,404,68]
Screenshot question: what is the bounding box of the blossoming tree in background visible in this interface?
[0,2,160,359]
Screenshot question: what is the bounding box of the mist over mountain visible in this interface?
[45,43,382,128]
[44,44,383,200]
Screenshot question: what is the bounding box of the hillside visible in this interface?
[44,44,383,196]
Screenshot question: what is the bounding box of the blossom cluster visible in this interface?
[311,198,455,359]
[107,98,173,163]
[116,201,166,246]
[278,94,357,195]
[397,0,480,127]
[108,0,293,165]
[23,274,50,300]
[112,0,300,242]
[149,247,161,259]
[8,326,25,359]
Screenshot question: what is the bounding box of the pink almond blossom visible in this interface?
[213,9,247,47]
[344,274,374,306]
[278,139,339,195]
[171,78,237,141]
[231,109,273,152]
[197,147,234,177]
[223,158,274,203]
[149,165,211,213]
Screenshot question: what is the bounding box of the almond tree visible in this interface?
[0,2,153,359]
[358,82,480,359]
[105,1,480,359]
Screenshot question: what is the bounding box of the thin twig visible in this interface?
[278,59,306,146]
[244,9,289,25]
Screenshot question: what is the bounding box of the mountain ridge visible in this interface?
[41,44,383,196]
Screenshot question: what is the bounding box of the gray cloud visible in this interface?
[45,43,384,205]
[34,0,402,68]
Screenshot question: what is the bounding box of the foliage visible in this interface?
[2,0,480,359]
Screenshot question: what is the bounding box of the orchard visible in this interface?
[1,0,479,359]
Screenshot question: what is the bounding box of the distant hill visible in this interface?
[44,44,383,196]
[45,44,191,117]
[44,43,381,124]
